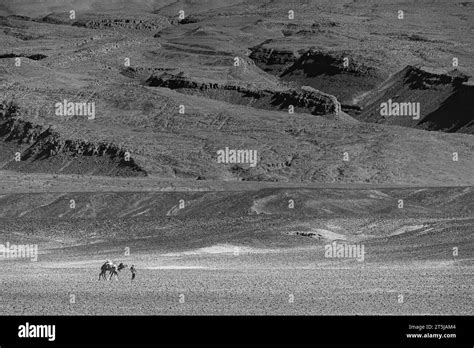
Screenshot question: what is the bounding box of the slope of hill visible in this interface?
[1,0,473,183]
[357,66,474,133]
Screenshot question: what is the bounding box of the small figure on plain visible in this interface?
[130,264,136,281]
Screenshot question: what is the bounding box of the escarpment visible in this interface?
[0,114,146,177]
[145,73,341,116]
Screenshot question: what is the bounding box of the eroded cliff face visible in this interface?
[37,12,171,32]
[249,45,298,76]
[73,15,171,31]
[145,73,341,115]
[249,43,474,134]
[249,46,386,106]
[357,65,474,134]
[0,110,146,176]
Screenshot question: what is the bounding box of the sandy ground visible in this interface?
[1,249,472,315]
[0,187,472,315]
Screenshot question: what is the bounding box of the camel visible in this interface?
[98,260,114,280]
[98,261,128,280]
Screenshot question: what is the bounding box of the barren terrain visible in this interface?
[0,0,473,316]
[1,186,473,315]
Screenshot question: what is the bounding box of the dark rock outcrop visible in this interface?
[145,73,341,115]
[0,115,146,176]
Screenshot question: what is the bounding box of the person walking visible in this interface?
[130,264,136,281]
